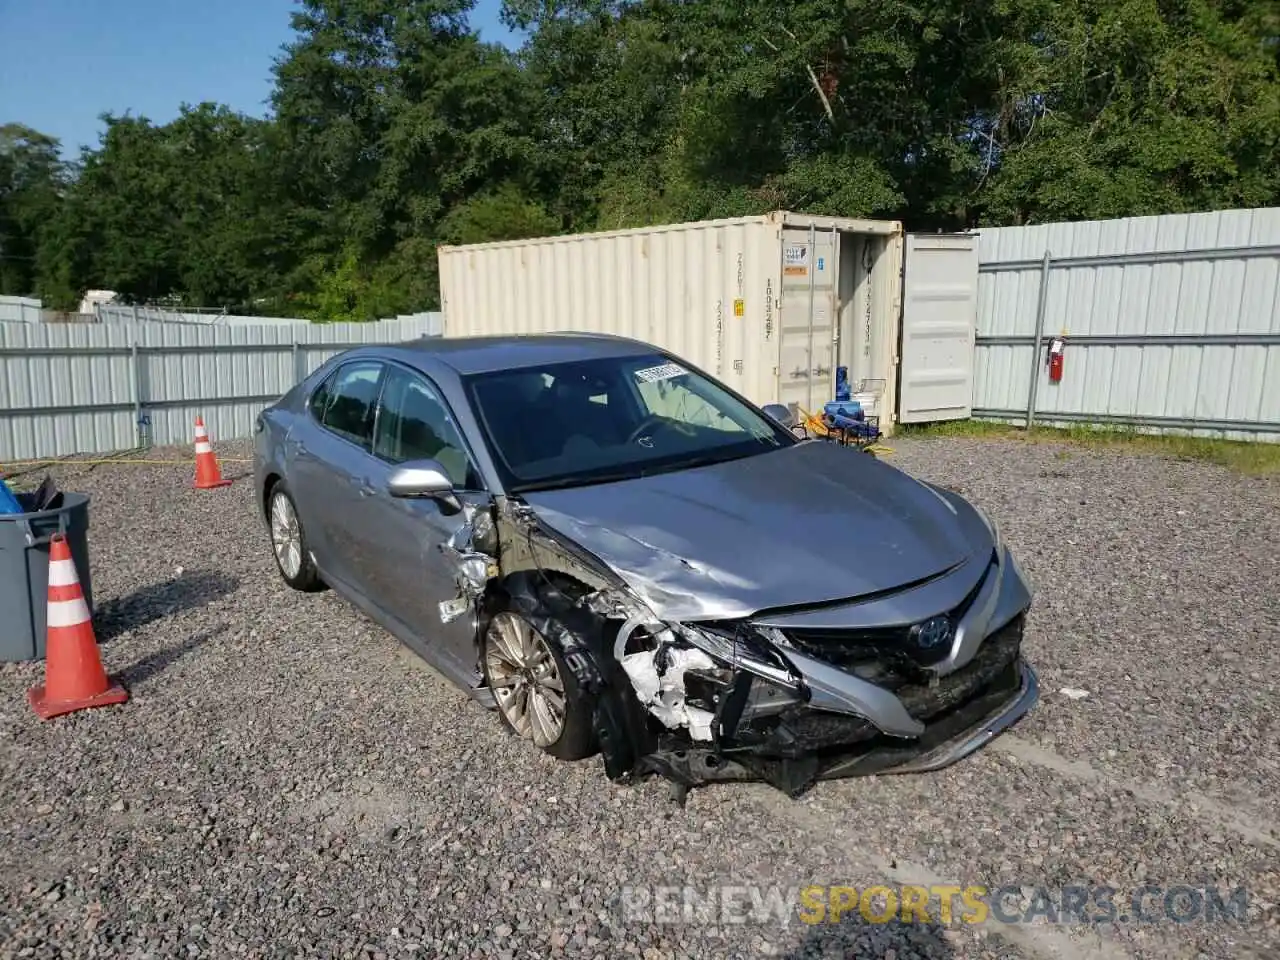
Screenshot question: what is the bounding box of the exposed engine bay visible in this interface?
[436,492,1038,801]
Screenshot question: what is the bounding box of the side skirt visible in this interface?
[312,560,496,710]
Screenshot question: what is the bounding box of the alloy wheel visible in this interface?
[485,612,567,748]
[270,491,303,579]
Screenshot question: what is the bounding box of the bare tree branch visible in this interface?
[772,25,835,121]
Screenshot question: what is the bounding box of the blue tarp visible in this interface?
[0,478,22,515]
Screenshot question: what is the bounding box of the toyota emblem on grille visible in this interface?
[912,616,953,650]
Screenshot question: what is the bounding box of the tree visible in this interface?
[972,0,1280,223]
[269,0,544,316]
[0,124,67,298]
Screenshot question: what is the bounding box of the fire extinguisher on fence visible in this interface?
[1046,336,1065,384]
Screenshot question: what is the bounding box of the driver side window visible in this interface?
[373,365,482,490]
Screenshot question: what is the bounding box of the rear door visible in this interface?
[287,358,387,588]
[897,233,979,424]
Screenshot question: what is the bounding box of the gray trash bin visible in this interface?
[0,491,93,662]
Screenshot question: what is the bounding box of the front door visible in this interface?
[342,361,492,680]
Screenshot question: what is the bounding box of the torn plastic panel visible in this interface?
[488,501,823,791]
[437,502,500,625]
[613,619,717,741]
[497,501,807,745]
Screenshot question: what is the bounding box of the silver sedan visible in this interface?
[253,333,1038,798]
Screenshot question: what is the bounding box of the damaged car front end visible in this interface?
[472,491,1036,800]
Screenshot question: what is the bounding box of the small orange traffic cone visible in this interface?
[27,534,129,720]
[193,415,232,489]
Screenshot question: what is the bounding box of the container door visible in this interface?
[897,233,979,424]
[777,227,838,416]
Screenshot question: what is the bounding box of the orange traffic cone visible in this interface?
[27,534,129,720]
[193,415,232,489]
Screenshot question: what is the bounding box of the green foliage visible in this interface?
[5,0,1279,315]
[0,124,68,299]
[439,181,560,245]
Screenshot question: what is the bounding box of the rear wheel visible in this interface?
[482,611,595,761]
[268,483,324,592]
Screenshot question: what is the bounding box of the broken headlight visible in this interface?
[669,623,803,690]
[613,620,806,743]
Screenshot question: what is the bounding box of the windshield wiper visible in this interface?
[650,448,762,474]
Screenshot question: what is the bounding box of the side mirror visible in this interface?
[762,403,796,429]
[387,459,462,514]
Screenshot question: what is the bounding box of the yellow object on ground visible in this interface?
[793,405,893,456]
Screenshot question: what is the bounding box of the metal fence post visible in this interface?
[1025,249,1052,428]
[292,340,301,383]
[130,340,143,448]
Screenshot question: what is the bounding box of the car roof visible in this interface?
[382,332,663,376]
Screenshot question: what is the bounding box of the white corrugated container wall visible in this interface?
[0,296,42,324]
[437,212,907,435]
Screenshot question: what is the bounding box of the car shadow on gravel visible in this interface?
[93,571,241,643]
[118,623,228,687]
[781,914,957,960]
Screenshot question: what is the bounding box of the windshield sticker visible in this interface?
[633,362,688,383]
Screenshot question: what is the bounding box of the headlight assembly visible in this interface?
[671,623,803,689]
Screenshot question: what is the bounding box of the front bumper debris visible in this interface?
[852,658,1039,777]
[628,614,1036,797]
[597,544,1038,798]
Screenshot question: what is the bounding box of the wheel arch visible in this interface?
[262,471,283,519]
[478,571,610,688]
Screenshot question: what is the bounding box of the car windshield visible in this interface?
[464,352,796,493]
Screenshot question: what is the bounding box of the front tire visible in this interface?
[267,482,324,592]
[482,611,596,761]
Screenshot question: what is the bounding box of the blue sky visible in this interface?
[0,0,524,158]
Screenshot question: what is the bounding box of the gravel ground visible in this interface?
[0,434,1277,960]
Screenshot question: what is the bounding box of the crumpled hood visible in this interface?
[521,441,990,621]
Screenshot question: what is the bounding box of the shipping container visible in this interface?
[438,212,979,435]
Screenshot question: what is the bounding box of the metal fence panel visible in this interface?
[0,296,43,324]
[97,304,311,326]
[974,207,1280,441]
[0,317,443,461]
[95,304,445,332]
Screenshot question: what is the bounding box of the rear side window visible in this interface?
[308,373,333,420]
[312,361,383,448]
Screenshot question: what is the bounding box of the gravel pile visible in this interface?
[0,433,1276,959]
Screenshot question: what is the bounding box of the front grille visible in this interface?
[895,614,1025,722]
[736,617,1027,765]
[742,619,1029,762]
[778,563,993,685]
